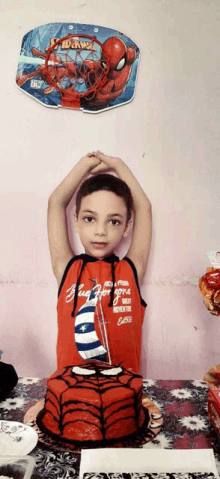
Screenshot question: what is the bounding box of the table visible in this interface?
[0,378,220,479]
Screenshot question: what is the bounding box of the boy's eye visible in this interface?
[84,216,94,223]
[110,219,120,225]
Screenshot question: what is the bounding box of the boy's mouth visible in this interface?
[92,242,107,249]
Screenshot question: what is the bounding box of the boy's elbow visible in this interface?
[48,192,56,205]
[140,198,152,215]
[48,195,57,215]
[145,197,152,210]
[140,193,151,210]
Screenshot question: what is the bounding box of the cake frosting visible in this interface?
[37,361,147,444]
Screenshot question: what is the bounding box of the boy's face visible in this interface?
[74,190,132,259]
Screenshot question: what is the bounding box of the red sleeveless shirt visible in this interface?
[57,254,146,374]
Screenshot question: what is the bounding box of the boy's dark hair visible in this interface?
[75,173,133,222]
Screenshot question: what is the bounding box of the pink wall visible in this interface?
[1,0,220,379]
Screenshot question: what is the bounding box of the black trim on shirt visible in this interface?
[123,257,147,308]
[58,253,120,297]
[58,256,78,297]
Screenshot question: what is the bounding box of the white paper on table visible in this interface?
[80,449,219,479]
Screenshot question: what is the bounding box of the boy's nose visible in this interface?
[95,223,107,236]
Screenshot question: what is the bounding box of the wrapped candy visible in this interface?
[198,251,220,316]
[204,365,220,436]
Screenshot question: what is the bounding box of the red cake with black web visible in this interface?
[37,362,147,444]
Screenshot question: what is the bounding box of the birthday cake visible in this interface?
[37,361,147,445]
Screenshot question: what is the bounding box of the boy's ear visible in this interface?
[122,218,133,238]
[73,213,79,233]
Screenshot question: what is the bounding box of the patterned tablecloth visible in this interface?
[0,378,220,479]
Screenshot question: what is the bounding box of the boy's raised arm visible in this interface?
[48,153,101,285]
[91,152,152,284]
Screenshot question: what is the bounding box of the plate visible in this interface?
[24,397,163,452]
[0,421,38,455]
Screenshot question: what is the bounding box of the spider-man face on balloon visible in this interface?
[16,36,137,111]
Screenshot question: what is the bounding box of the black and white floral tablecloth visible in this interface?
[0,378,219,479]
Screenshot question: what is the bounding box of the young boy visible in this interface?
[48,151,152,374]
